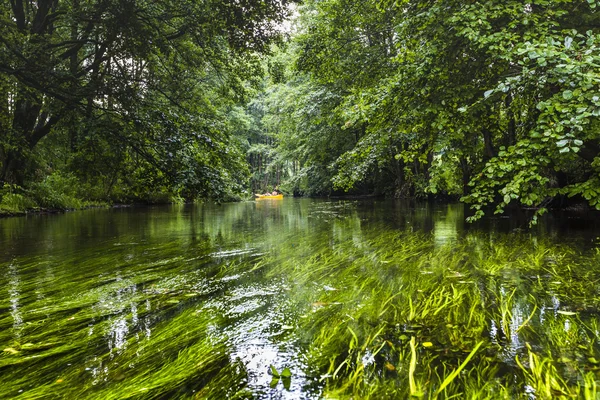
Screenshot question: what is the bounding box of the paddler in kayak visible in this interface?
[255,187,282,198]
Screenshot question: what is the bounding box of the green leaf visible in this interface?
[270,365,280,377]
[556,139,569,147]
[565,36,573,49]
[282,376,292,390]
[281,367,292,378]
[563,90,573,100]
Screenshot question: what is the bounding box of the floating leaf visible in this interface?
[281,367,292,378]
[270,365,280,377]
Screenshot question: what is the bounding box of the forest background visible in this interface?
[1,0,600,223]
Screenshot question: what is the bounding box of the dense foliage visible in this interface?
[0,0,293,211]
[247,0,600,219]
[2,0,600,219]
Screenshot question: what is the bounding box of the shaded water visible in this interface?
[1,199,600,399]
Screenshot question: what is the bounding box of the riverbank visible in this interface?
[0,178,248,219]
[0,204,110,218]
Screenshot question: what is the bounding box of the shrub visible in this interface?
[29,172,85,210]
[0,188,38,213]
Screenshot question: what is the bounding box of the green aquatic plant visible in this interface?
[516,344,578,399]
[261,227,600,398]
[433,340,484,398]
[2,202,600,398]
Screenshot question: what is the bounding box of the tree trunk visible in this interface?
[0,88,62,186]
[482,127,496,160]
[0,147,27,186]
[460,156,471,196]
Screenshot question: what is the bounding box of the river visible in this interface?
[1,199,600,398]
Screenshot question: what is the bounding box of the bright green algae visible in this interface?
[1,200,600,399]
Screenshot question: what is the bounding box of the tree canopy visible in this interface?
[0,0,293,202]
[245,0,600,221]
[2,0,600,219]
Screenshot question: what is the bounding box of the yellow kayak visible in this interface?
[255,194,283,199]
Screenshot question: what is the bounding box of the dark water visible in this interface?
[1,199,600,399]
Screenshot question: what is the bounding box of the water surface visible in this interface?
[1,199,600,398]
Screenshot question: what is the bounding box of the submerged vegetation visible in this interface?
[269,229,600,398]
[1,200,600,398]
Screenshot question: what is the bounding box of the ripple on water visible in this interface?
[210,248,265,258]
[200,278,319,399]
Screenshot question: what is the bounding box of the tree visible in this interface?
[0,0,294,199]
[274,0,600,218]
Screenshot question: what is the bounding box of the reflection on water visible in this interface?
[7,262,23,339]
[0,199,599,398]
[433,204,464,246]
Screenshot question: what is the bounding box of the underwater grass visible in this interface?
[262,227,600,399]
[2,201,600,399]
[0,237,259,399]
[1,309,246,399]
